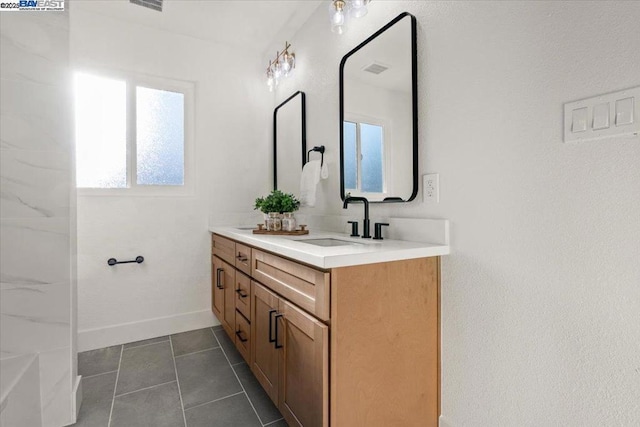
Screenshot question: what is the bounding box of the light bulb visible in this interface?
[266,66,275,91]
[280,52,295,77]
[332,9,345,26]
[273,62,282,80]
[350,0,369,19]
[330,0,347,34]
[280,56,290,75]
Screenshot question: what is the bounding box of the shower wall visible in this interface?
[0,7,78,427]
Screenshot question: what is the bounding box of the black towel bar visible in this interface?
[108,256,144,266]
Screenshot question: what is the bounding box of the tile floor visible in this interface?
[74,326,287,427]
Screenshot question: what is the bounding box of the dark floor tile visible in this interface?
[111,382,183,427]
[115,341,175,395]
[175,348,242,409]
[212,325,223,331]
[264,420,288,427]
[171,328,218,357]
[213,329,243,365]
[233,363,282,424]
[185,393,261,427]
[73,372,117,427]
[78,345,122,377]
[123,335,169,349]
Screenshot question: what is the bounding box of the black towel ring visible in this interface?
[306,146,325,166]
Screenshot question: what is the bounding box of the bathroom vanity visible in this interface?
[209,226,448,427]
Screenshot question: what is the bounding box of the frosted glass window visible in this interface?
[343,121,358,190]
[360,123,383,193]
[342,120,384,194]
[136,86,184,186]
[75,73,127,188]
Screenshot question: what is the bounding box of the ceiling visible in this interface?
[72,0,323,53]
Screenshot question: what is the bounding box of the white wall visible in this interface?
[71,5,272,350]
[272,1,640,425]
[0,8,78,427]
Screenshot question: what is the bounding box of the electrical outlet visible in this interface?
[423,173,439,203]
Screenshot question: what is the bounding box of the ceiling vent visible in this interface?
[130,0,163,12]
[362,62,390,75]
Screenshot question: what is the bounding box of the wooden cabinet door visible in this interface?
[250,281,280,405]
[212,256,225,323]
[278,299,329,427]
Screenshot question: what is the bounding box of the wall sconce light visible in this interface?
[266,42,296,91]
[330,0,371,34]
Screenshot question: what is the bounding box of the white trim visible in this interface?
[72,375,82,422]
[78,310,219,352]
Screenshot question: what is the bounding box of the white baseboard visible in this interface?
[72,375,82,421]
[78,310,219,352]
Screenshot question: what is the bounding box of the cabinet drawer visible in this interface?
[235,271,251,320]
[252,249,330,322]
[235,243,252,276]
[235,311,251,364]
[212,234,236,265]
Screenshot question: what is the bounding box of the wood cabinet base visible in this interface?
[330,257,440,427]
[213,234,440,427]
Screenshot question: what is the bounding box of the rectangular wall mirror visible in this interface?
[274,91,306,193]
[340,12,418,202]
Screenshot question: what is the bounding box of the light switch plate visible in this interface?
[564,86,640,143]
[423,173,439,203]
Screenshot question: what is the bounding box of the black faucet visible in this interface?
[343,196,371,238]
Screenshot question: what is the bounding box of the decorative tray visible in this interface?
[252,225,309,235]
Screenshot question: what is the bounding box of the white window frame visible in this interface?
[344,113,389,200]
[75,68,195,197]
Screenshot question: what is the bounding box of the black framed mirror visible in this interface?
[339,12,418,202]
[274,91,306,192]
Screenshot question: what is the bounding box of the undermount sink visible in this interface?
[296,238,363,247]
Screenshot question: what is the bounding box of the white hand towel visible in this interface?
[320,162,329,180]
[300,160,321,207]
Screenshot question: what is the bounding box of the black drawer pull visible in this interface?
[216,268,224,289]
[268,309,277,343]
[236,255,248,262]
[274,314,284,349]
[235,329,248,343]
[235,289,248,298]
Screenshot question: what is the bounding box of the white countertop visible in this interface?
[209,226,450,269]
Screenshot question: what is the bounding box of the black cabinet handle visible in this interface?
[235,329,248,343]
[216,268,224,289]
[274,314,284,349]
[235,288,248,298]
[268,309,277,343]
[236,254,248,262]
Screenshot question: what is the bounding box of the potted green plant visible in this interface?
[254,190,300,231]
